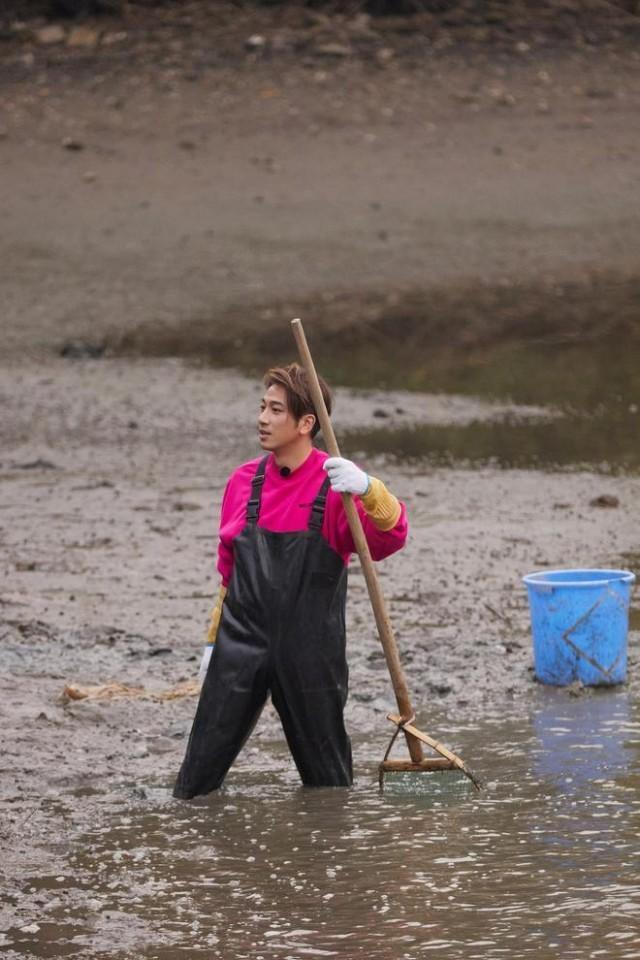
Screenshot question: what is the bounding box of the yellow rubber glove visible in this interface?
[198,584,227,683]
[360,476,401,531]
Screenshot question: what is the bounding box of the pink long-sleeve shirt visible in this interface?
[217,448,408,587]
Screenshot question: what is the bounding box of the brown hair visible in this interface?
[263,362,332,439]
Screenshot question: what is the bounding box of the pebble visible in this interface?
[102,31,128,47]
[62,137,84,152]
[20,923,40,933]
[316,43,352,58]
[36,26,65,45]
[589,494,619,508]
[245,35,266,51]
[67,27,99,49]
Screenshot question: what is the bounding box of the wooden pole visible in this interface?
[291,318,423,764]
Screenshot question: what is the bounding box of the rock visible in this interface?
[59,340,104,358]
[62,137,84,152]
[36,25,65,45]
[82,171,97,182]
[21,923,40,934]
[316,43,353,58]
[585,87,615,100]
[376,47,395,65]
[589,494,619,508]
[16,458,58,470]
[245,34,266,51]
[67,27,99,49]
[349,13,372,35]
[372,408,390,419]
[102,31,128,47]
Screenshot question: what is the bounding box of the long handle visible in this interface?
[291,318,423,764]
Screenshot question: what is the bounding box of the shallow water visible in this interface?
[342,411,640,474]
[8,689,640,960]
[116,276,640,473]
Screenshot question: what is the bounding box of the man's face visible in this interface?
[258,384,311,452]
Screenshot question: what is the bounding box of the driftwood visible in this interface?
[62,680,200,703]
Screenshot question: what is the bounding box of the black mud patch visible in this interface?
[114,272,640,412]
[111,271,640,471]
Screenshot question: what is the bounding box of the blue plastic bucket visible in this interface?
[523,569,636,686]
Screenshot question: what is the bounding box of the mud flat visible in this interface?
[1,356,639,956]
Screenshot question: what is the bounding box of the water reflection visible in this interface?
[533,688,633,791]
[8,699,640,959]
[342,411,640,474]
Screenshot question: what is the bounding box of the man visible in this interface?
[173,363,407,798]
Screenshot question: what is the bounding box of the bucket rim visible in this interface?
[523,568,636,589]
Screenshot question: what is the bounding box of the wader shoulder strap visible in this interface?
[308,476,331,532]
[245,456,269,523]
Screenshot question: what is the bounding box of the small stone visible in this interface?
[376,47,395,65]
[36,25,65,45]
[316,43,352,57]
[245,34,266,51]
[21,923,40,933]
[82,171,97,182]
[16,458,58,470]
[452,91,478,104]
[102,31,128,47]
[60,340,104,358]
[585,87,615,100]
[515,41,530,53]
[178,139,196,151]
[67,27,99,49]
[349,13,372,35]
[589,494,619,508]
[372,408,389,419]
[62,137,84,152]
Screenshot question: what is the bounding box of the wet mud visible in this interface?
[1,356,639,957]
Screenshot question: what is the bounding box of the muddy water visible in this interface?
[8,690,640,960]
[342,413,640,474]
[117,278,640,473]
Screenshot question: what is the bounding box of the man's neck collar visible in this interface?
[273,443,314,474]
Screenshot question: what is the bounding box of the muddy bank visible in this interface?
[2,9,640,357]
[116,271,640,404]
